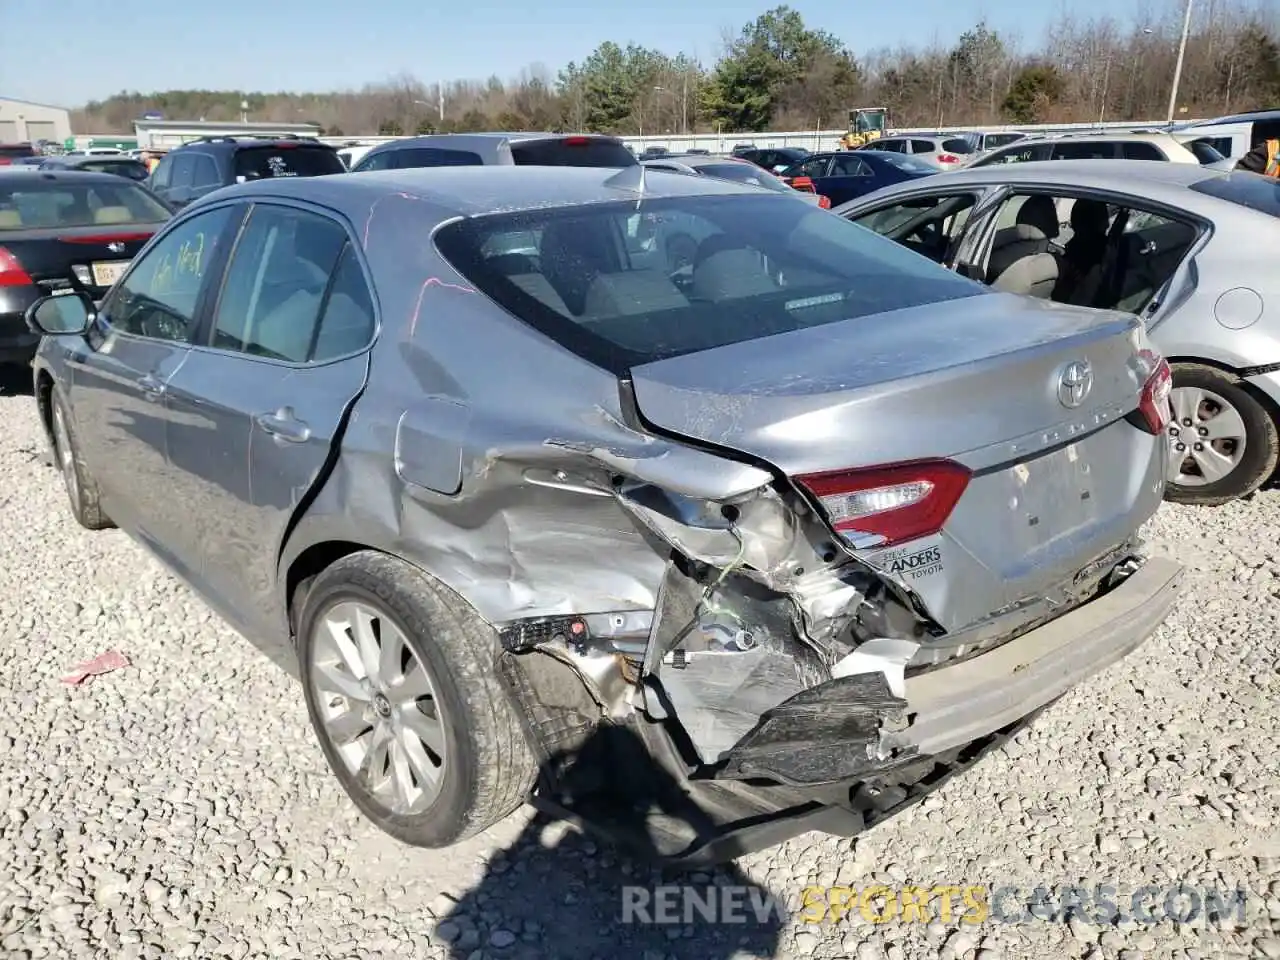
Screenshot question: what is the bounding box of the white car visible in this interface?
[969,131,1234,170]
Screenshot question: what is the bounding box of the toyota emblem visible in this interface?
[1057,360,1093,408]
[106,242,125,254]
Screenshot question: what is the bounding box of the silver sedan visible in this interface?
[26,164,1181,862]
[836,159,1280,505]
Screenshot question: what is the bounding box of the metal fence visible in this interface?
[316,118,1206,153]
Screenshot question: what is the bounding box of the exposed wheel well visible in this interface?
[35,370,54,442]
[285,540,367,637]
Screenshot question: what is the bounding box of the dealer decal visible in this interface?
[876,544,944,581]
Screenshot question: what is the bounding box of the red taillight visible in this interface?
[795,459,971,548]
[1135,349,1173,434]
[817,195,831,209]
[790,176,816,193]
[0,246,33,287]
[0,158,11,166]
[274,142,297,149]
[59,232,153,244]
[562,136,591,146]
[937,154,960,164]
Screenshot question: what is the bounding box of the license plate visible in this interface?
[91,260,129,286]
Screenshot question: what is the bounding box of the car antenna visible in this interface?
[605,163,646,202]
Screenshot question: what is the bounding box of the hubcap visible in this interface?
[309,600,446,815]
[1166,385,1247,487]
[52,405,79,506]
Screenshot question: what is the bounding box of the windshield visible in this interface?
[1189,171,1280,217]
[0,178,171,230]
[695,163,790,192]
[233,145,344,180]
[1179,139,1227,164]
[511,138,637,167]
[434,194,982,373]
[873,153,937,174]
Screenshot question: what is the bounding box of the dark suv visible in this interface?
[350,133,636,172]
[147,135,345,209]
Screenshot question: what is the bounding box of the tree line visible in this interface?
[71,2,1280,138]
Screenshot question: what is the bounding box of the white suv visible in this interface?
[969,130,1233,169]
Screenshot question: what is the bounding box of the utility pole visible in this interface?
[438,82,445,123]
[1167,0,1193,124]
[681,72,688,135]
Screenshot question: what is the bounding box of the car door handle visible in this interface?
[255,407,311,443]
[137,373,165,400]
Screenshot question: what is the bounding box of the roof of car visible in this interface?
[369,132,619,150]
[42,155,144,166]
[930,158,1219,188]
[0,168,139,185]
[202,163,762,220]
[1182,109,1280,127]
[643,154,751,168]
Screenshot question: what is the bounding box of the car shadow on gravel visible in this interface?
[434,725,786,959]
[0,365,33,396]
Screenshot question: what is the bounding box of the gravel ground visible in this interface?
[1,371,1278,960]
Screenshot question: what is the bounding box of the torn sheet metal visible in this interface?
[830,637,920,699]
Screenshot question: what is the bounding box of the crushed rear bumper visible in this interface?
[516,556,1183,865]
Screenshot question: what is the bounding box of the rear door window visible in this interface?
[941,138,975,154]
[909,140,937,154]
[980,142,1052,165]
[191,154,222,189]
[1053,141,1120,160]
[388,147,483,168]
[1121,141,1166,161]
[509,138,636,167]
[210,204,349,362]
[232,145,345,181]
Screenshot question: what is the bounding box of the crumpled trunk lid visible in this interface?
[628,293,1165,638]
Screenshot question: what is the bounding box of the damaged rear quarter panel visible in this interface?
[278,192,778,631]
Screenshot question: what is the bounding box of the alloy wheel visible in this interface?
[309,600,447,815]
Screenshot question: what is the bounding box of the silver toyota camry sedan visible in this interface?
[26,164,1183,863]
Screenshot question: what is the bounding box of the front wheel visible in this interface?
[50,390,113,530]
[1163,363,1279,506]
[296,551,535,847]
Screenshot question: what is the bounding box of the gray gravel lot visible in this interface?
[1,372,1278,960]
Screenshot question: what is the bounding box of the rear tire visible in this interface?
[50,389,113,530]
[296,551,535,847]
[1164,363,1278,506]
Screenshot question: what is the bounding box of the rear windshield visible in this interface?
[695,163,790,192]
[0,144,36,159]
[872,153,938,174]
[434,194,982,373]
[941,138,975,154]
[232,145,344,180]
[391,147,483,167]
[1189,172,1280,217]
[1182,139,1227,164]
[0,178,171,230]
[510,138,637,167]
[983,133,1025,150]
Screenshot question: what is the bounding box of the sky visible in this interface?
[3,0,1168,107]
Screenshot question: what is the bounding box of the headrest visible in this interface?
[1070,199,1110,237]
[1016,195,1059,238]
[93,206,133,225]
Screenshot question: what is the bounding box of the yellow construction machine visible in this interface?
[839,107,888,150]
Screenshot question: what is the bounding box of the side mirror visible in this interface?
[26,292,94,336]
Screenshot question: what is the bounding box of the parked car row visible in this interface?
[3,117,1277,864]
